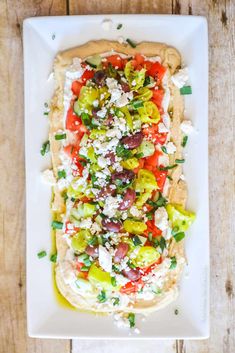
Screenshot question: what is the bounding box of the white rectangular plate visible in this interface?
[24,14,209,339]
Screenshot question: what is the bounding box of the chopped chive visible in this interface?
[55,133,66,140]
[71,197,76,202]
[171,226,179,235]
[51,220,63,230]
[127,260,136,269]
[128,313,135,328]
[132,235,142,246]
[80,266,90,272]
[117,23,123,30]
[159,164,177,171]
[40,140,50,156]
[132,100,144,109]
[143,76,151,87]
[180,85,192,95]
[161,146,168,154]
[112,264,121,273]
[175,159,185,164]
[44,102,48,108]
[174,232,185,242]
[50,253,57,263]
[126,38,137,48]
[146,212,153,220]
[58,169,66,179]
[113,297,120,306]
[169,256,177,269]
[159,237,166,252]
[152,288,162,295]
[167,175,173,181]
[37,250,47,259]
[135,152,144,159]
[44,111,49,116]
[182,135,188,147]
[85,60,97,68]
[97,290,107,303]
[52,33,56,40]
[111,277,117,287]
[175,309,179,315]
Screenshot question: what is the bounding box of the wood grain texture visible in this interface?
[0,0,234,352]
[0,1,71,353]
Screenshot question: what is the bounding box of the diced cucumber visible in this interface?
[85,54,102,68]
[137,140,155,157]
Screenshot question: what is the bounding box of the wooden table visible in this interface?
[0,1,234,352]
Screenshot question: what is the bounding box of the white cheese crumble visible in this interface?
[166,141,176,154]
[180,120,193,135]
[171,67,189,88]
[79,217,93,229]
[101,19,113,31]
[130,206,142,218]
[99,245,112,272]
[41,169,56,185]
[158,122,169,133]
[154,207,169,231]
[103,195,121,217]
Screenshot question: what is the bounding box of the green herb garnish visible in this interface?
[170,256,177,269]
[127,260,136,269]
[174,232,185,242]
[40,140,50,156]
[159,164,177,171]
[180,85,192,95]
[159,237,166,252]
[50,253,57,263]
[51,220,63,230]
[97,290,107,303]
[113,297,120,306]
[61,190,68,202]
[128,313,136,328]
[81,112,91,126]
[132,235,142,246]
[58,169,66,179]
[132,100,144,109]
[167,175,173,181]
[88,236,98,246]
[175,309,179,315]
[44,112,49,116]
[146,211,153,220]
[135,152,144,159]
[182,135,188,147]
[175,159,185,164]
[148,232,153,241]
[172,226,179,235]
[80,266,90,272]
[143,76,151,87]
[55,133,66,140]
[126,38,137,48]
[117,23,123,30]
[161,146,168,154]
[37,250,47,259]
[116,144,132,160]
[111,277,117,287]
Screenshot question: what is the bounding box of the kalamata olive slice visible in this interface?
[105,151,116,164]
[96,184,116,199]
[122,268,141,281]
[102,218,122,233]
[111,169,135,183]
[85,245,99,258]
[114,242,129,263]
[93,70,107,86]
[103,113,114,126]
[121,132,143,149]
[120,82,130,92]
[118,188,136,211]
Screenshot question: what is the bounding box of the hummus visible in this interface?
[47,40,195,321]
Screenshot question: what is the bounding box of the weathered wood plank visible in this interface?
[0,1,71,352]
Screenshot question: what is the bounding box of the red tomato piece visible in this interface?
[81,69,95,83]
[105,55,124,69]
[133,158,145,174]
[153,168,168,192]
[143,125,168,146]
[134,53,145,65]
[143,257,162,275]
[63,144,79,159]
[71,81,84,96]
[147,62,166,83]
[151,88,164,109]
[146,220,162,237]
[65,221,79,235]
[145,149,162,167]
[143,60,153,71]
[120,281,138,294]
[66,107,82,131]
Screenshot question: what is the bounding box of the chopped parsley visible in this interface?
[174,232,185,242]
[135,152,144,159]
[159,164,177,171]
[175,158,185,164]
[182,135,188,147]
[50,253,57,263]
[111,277,117,287]
[132,235,142,246]
[55,133,66,140]
[51,220,63,230]
[97,290,107,303]
[143,76,151,86]
[40,140,50,156]
[169,256,177,269]
[58,169,66,179]
[81,112,91,126]
[116,144,132,160]
[37,250,47,259]
[126,38,137,48]
[128,313,136,328]
[180,85,192,95]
